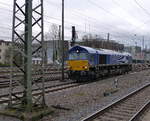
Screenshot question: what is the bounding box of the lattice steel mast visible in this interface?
[9,0,45,111]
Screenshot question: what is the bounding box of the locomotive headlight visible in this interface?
[83,66,88,69]
[67,65,71,69]
[84,66,88,69]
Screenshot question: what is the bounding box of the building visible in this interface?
[0,39,69,65]
[0,40,11,64]
[45,40,69,64]
[77,39,124,52]
[124,46,144,60]
[143,49,150,62]
[32,40,69,64]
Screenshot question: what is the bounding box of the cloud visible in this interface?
[0,0,150,47]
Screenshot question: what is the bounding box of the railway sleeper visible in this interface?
[96,116,123,121]
[108,110,135,116]
[116,104,140,109]
[112,106,138,112]
[109,110,134,117]
[121,101,145,106]
[102,113,130,120]
[98,115,126,121]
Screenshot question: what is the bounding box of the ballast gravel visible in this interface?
[0,69,150,121]
[39,69,150,121]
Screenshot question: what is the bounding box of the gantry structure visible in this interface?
[9,0,46,112]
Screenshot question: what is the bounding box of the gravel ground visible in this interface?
[0,116,20,121]
[0,69,150,121]
[136,105,150,121]
[39,69,150,121]
[140,109,150,121]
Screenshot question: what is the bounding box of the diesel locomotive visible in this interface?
[66,45,132,81]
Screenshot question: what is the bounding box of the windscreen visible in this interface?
[69,52,88,60]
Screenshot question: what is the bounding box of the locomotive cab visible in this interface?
[67,51,90,71]
[66,46,98,81]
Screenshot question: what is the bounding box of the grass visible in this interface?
[0,106,54,121]
[74,92,86,97]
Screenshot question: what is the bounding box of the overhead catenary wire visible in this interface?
[44,0,141,35]
[0,1,149,47]
[134,0,150,17]
[87,0,147,32]
[0,5,109,39]
[45,0,136,35]
[0,3,97,34]
[0,0,148,32]
[0,2,139,34]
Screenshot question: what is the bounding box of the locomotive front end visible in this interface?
[67,45,98,81]
[67,46,91,81]
[67,59,90,81]
[67,60,89,71]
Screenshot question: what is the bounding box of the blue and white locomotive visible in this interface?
[67,45,132,81]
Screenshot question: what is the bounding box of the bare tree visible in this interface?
[44,24,59,41]
[51,24,59,40]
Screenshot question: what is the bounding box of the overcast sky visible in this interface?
[0,0,150,48]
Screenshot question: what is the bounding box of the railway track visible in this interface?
[0,78,68,88]
[0,66,66,74]
[0,71,65,78]
[0,81,84,105]
[82,82,150,121]
[0,71,67,81]
[0,72,68,88]
[0,64,149,85]
[128,100,150,121]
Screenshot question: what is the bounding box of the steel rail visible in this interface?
[82,82,150,121]
[0,81,83,104]
[129,100,150,121]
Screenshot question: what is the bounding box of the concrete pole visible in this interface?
[24,0,32,112]
[107,33,110,41]
[61,0,65,81]
[58,25,61,62]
